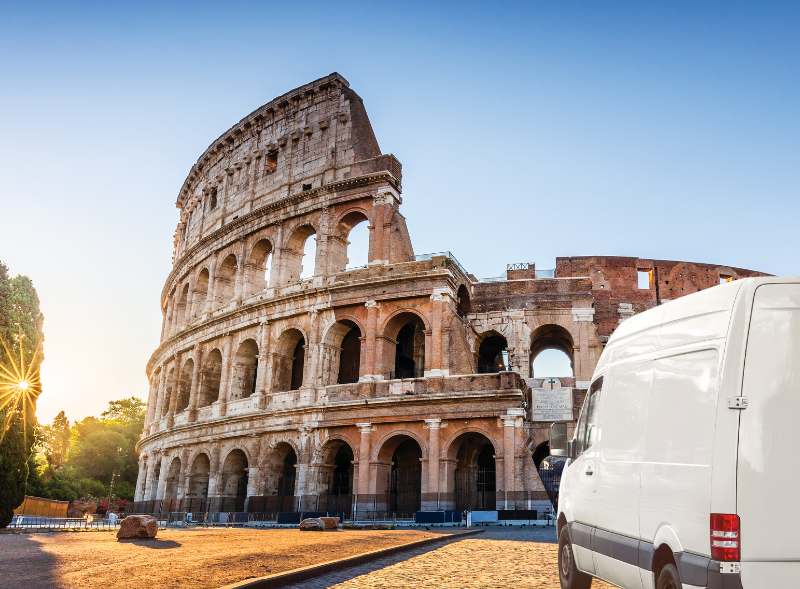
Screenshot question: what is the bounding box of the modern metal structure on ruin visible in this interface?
[134,73,765,520]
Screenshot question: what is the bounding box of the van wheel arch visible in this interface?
[652,544,678,585]
[557,513,567,536]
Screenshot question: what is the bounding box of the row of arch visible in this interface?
[165,210,371,337]
[154,318,577,420]
[476,324,575,378]
[143,430,504,513]
[154,311,430,418]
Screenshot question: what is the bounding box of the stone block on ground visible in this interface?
[117,515,158,540]
[319,516,340,530]
[299,517,324,531]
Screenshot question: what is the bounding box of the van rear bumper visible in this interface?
[740,561,800,588]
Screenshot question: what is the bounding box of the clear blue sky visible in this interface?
[1,1,797,422]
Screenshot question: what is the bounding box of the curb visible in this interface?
[219,528,484,589]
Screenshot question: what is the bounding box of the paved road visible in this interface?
[284,527,616,589]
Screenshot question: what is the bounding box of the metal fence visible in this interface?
[9,515,124,530]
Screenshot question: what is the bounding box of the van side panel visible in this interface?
[640,348,720,558]
[592,363,651,588]
[738,283,800,584]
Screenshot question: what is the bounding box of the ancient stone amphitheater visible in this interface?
[134,73,764,518]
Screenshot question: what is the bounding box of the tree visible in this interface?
[39,410,70,472]
[0,260,44,528]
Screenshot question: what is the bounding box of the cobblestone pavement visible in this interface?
[284,527,616,589]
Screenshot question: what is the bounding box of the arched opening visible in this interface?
[456,285,471,317]
[150,459,161,500]
[385,313,426,379]
[449,432,496,511]
[220,449,249,511]
[208,187,218,211]
[273,329,306,392]
[323,320,362,385]
[176,283,190,328]
[283,224,317,283]
[213,253,238,308]
[477,332,508,373]
[163,457,182,506]
[187,454,210,499]
[231,339,259,400]
[198,348,223,407]
[377,435,422,516]
[530,324,575,379]
[318,439,354,510]
[245,239,273,296]
[176,359,193,412]
[331,211,370,272]
[192,268,209,318]
[161,367,176,417]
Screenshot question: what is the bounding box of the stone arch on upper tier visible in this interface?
[380,310,429,379]
[329,209,371,273]
[321,319,363,385]
[230,338,259,400]
[213,253,238,309]
[192,267,210,318]
[476,330,509,374]
[282,223,317,284]
[244,238,274,296]
[529,323,575,379]
[272,328,307,392]
[176,358,193,412]
[198,348,223,407]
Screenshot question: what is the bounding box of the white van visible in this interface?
[553,277,800,589]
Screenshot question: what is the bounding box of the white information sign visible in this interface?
[532,387,573,422]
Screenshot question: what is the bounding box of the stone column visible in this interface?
[360,300,380,380]
[423,418,442,510]
[571,307,595,387]
[427,288,451,377]
[187,344,202,422]
[151,367,168,434]
[207,446,222,498]
[144,452,160,501]
[257,321,272,409]
[145,372,159,429]
[167,354,181,428]
[501,409,525,509]
[234,241,247,303]
[356,423,373,508]
[218,336,233,416]
[134,455,147,502]
[155,456,171,500]
[206,257,217,313]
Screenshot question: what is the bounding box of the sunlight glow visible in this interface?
[0,334,42,442]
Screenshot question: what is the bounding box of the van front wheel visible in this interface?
[655,563,681,589]
[558,526,592,589]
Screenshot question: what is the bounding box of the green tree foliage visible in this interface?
[30,397,145,503]
[0,260,44,528]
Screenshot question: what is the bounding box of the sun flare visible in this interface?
[0,334,42,440]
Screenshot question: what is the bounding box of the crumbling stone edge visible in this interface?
[218,528,485,589]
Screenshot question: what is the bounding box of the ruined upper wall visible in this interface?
[172,73,401,259]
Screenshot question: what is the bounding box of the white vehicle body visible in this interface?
[556,277,800,589]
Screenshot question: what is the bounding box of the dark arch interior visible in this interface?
[290,337,305,390]
[277,447,297,497]
[337,323,361,384]
[330,443,354,496]
[394,316,425,379]
[456,285,471,317]
[477,334,508,373]
[454,433,496,511]
[389,438,422,515]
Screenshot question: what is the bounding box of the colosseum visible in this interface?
[133,73,765,520]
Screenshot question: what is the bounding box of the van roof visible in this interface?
[599,277,799,369]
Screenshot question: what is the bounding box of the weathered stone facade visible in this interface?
[134,73,766,515]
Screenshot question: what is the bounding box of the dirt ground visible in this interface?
[0,527,444,589]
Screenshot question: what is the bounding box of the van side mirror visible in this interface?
[549,423,568,457]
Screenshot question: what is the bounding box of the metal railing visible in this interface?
[414,251,469,278]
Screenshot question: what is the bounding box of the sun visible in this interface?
[16,380,30,391]
[0,334,42,440]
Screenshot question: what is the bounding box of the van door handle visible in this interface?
[584,467,594,476]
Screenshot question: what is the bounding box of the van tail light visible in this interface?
[710,513,741,561]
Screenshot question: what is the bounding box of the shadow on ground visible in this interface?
[117,538,181,549]
[0,532,60,589]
